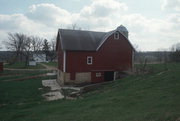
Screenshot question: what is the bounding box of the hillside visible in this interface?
[0,63,180,121]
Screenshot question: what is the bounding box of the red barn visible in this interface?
[56,25,135,85]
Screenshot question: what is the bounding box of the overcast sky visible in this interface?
[0,0,180,51]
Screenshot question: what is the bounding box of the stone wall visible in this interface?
[57,70,66,85]
[57,70,91,85]
[75,72,91,83]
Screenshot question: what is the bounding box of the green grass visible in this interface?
[42,62,58,67]
[4,62,45,69]
[0,70,51,81]
[0,63,180,121]
[0,78,43,104]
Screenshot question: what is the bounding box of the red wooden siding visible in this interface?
[0,62,3,72]
[91,71,104,83]
[65,33,132,73]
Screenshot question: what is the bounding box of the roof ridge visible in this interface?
[59,28,107,34]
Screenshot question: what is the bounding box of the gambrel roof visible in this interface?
[57,26,135,51]
[58,29,106,51]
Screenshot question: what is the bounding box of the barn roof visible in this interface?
[57,27,135,51]
[58,29,107,51]
[117,25,128,32]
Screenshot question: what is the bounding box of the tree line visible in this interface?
[134,43,180,64]
[170,43,180,62]
[3,33,56,66]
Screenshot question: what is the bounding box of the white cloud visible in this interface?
[0,0,180,51]
[162,0,180,11]
[26,3,73,27]
[109,12,180,50]
[80,0,128,17]
[74,0,128,31]
[0,13,57,44]
[0,14,43,36]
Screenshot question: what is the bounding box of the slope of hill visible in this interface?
[0,63,180,121]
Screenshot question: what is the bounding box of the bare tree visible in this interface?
[3,33,27,63]
[22,36,32,66]
[31,36,43,52]
[48,37,57,61]
[68,23,82,30]
[3,33,45,66]
[170,43,180,62]
[72,23,77,30]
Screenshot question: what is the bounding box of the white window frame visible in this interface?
[114,31,119,39]
[87,56,93,65]
[96,73,101,77]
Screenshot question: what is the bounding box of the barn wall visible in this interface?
[91,71,104,83]
[57,35,64,71]
[66,33,133,73]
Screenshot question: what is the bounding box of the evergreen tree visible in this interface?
[42,39,50,61]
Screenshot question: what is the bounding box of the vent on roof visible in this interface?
[116,25,128,38]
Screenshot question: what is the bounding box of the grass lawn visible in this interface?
[42,62,58,67]
[0,70,52,81]
[0,63,180,121]
[4,62,46,69]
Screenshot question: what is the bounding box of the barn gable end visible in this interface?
[56,25,135,85]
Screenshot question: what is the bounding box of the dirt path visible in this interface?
[39,63,57,70]
[4,63,57,71]
[4,68,51,71]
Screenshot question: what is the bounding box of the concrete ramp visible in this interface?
[42,79,64,101]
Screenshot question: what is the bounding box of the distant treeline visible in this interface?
[1,51,179,63]
[0,51,56,62]
[0,51,15,62]
[135,51,180,64]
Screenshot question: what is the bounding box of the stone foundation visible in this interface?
[57,70,91,85]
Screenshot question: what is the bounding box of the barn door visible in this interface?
[104,71,114,81]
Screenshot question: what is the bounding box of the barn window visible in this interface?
[114,31,119,39]
[87,56,93,65]
[96,73,101,77]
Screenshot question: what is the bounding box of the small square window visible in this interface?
[96,73,101,77]
[114,31,119,39]
[87,56,93,65]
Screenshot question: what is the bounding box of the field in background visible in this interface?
[4,62,45,69]
[0,70,53,81]
[42,62,57,67]
[0,63,180,121]
[4,61,58,69]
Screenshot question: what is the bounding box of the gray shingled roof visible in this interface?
[58,27,135,51]
[59,29,107,51]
